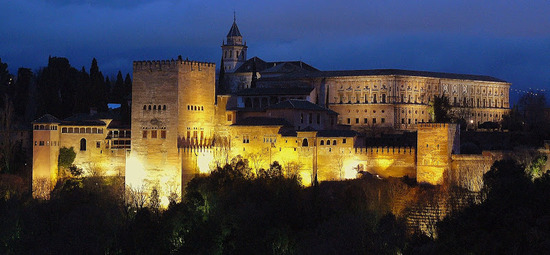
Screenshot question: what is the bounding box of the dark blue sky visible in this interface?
[2,0,549,103]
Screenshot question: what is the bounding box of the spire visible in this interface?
[226,13,242,37]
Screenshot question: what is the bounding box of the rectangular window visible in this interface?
[316,114,321,124]
[227,114,232,122]
[364,118,368,124]
[39,141,44,146]
[142,130,147,139]
[401,118,405,124]
[151,130,157,138]
[161,130,166,139]
[96,141,101,148]
[355,118,359,124]
[243,135,250,143]
[372,118,376,124]
[381,118,385,123]
[343,138,347,144]
[347,118,351,124]
[408,119,411,124]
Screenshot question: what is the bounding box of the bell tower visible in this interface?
[221,13,247,73]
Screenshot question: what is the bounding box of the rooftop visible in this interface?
[267,69,508,83]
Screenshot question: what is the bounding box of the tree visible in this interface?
[0,96,17,174]
[58,147,77,177]
[429,95,451,123]
[89,58,108,112]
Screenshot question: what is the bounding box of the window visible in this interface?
[62,127,67,133]
[161,130,166,139]
[333,140,337,145]
[142,130,148,139]
[343,138,347,144]
[151,130,157,138]
[96,141,101,148]
[243,135,250,143]
[355,118,359,124]
[364,118,368,124]
[372,118,376,124]
[80,138,86,151]
[317,114,321,124]
[39,141,44,146]
[401,118,405,124]
[320,140,324,145]
[381,118,385,123]
[227,114,232,121]
[373,94,377,103]
[382,94,386,103]
[326,140,331,145]
[347,118,351,124]
[302,138,309,147]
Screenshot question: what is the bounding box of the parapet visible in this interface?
[133,58,215,72]
[355,146,415,155]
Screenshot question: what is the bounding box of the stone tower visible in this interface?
[32,115,61,199]
[416,123,460,185]
[221,15,247,72]
[128,58,216,206]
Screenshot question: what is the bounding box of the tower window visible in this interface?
[151,130,157,138]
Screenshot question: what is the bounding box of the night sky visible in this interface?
[2,0,550,104]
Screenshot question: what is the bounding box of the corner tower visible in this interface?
[221,15,247,73]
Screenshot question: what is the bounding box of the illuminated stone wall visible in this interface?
[130,60,183,204]
[58,123,126,177]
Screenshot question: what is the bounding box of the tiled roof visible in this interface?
[236,87,313,96]
[234,57,318,74]
[275,69,508,83]
[268,99,338,115]
[232,117,292,127]
[33,114,62,124]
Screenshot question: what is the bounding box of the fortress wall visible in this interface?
[450,152,505,192]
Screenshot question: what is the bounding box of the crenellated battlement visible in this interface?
[417,123,450,129]
[354,146,415,155]
[133,58,215,71]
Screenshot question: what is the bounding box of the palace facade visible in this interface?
[32,19,511,205]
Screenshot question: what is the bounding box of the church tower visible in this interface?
[221,14,247,73]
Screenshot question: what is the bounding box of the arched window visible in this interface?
[326,140,331,145]
[158,105,161,110]
[382,94,386,103]
[320,140,324,145]
[333,140,337,145]
[143,105,146,110]
[80,138,86,151]
[153,105,157,110]
[302,138,309,147]
[148,105,151,110]
[163,105,166,110]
